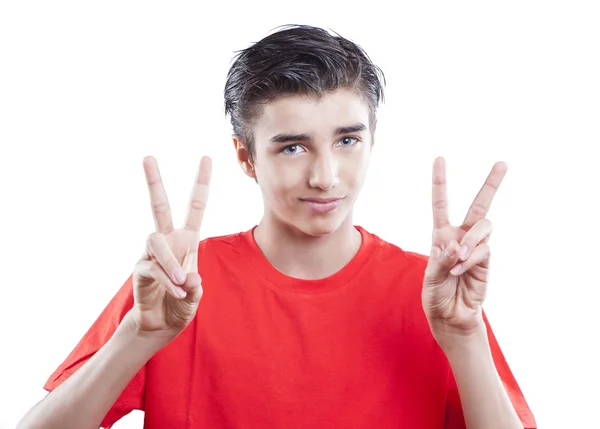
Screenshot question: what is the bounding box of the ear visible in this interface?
[233,136,257,179]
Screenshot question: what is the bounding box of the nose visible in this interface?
[308,154,339,190]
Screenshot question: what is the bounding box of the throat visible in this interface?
[253,221,362,280]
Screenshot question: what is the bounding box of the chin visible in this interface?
[290,212,349,237]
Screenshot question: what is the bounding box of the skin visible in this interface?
[18,88,524,429]
[233,89,372,279]
[229,88,510,342]
[231,88,523,428]
[421,158,524,429]
[423,156,509,341]
[15,154,214,429]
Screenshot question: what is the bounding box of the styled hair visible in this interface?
[224,24,386,159]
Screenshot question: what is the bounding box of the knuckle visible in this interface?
[479,217,492,228]
[184,223,199,232]
[190,199,207,211]
[152,201,170,215]
[133,261,146,276]
[485,180,500,191]
[190,273,202,287]
[432,199,448,210]
[147,232,161,247]
[481,244,491,258]
[470,202,488,217]
[148,261,163,277]
[462,241,475,252]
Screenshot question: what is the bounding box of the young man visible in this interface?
[18,25,536,428]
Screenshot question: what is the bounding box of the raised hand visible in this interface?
[130,156,212,340]
[421,157,507,344]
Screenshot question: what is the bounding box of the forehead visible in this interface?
[253,89,370,139]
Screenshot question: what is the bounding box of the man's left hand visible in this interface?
[422,157,508,348]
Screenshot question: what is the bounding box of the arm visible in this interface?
[442,325,523,429]
[422,159,532,428]
[19,156,212,429]
[16,311,168,429]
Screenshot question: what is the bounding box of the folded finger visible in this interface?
[458,218,493,261]
[450,243,491,276]
[135,260,187,299]
[146,232,187,286]
[180,272,203,303]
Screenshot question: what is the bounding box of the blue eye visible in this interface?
[282,144,305,155]
[338,136,359,146]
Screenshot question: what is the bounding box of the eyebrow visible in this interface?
[268,123,367,144]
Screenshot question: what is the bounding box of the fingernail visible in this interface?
[174,269,186,284]
[451,264,462,275]
[445,246,455,258]
[176,287,187,298]
[460,245,469,259]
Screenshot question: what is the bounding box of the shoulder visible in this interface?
[360,226,430,279]
[195,229,249,275]
[197,230,245,256]
[350,227,432,302]
[193,231,245,286]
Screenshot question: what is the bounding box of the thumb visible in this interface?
[425,240,461,285]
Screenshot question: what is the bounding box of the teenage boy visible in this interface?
[18,25,536,429]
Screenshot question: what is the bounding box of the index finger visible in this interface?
[184,156,212,237]
[143,156,174,234]
[462,161,508,228]
[432,157,450,229]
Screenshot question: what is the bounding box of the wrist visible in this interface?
[430,319,489,356]
[120,311,175,351]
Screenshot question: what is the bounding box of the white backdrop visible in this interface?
[1,1,599,428]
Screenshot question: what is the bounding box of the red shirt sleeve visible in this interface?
[443,309,537,429]
[43,274,146,429]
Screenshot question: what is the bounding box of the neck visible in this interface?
[253,213,362,280]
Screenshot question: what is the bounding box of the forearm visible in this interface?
[17,311,167,429]
[442,326,523,429]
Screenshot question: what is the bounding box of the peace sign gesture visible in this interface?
[422,157,507,345]
[129,156,212,340]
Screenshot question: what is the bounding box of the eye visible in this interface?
[337,136,359,147]
[281,144,306,156]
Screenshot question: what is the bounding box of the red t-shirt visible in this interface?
[44,226,536,428]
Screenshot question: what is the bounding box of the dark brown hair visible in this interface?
[224,24,386,159]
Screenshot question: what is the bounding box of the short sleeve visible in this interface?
[43,274,146,429]
[444,309,537,429]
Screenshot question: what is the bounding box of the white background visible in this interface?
[1,1,598,428]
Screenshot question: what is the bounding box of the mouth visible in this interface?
[299,197,346,214]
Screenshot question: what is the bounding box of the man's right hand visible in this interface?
[130,155,212,341]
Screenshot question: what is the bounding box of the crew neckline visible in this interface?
[236,225,378,295]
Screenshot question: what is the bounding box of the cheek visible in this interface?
[260,161,304,199]
[342,151,370,188]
